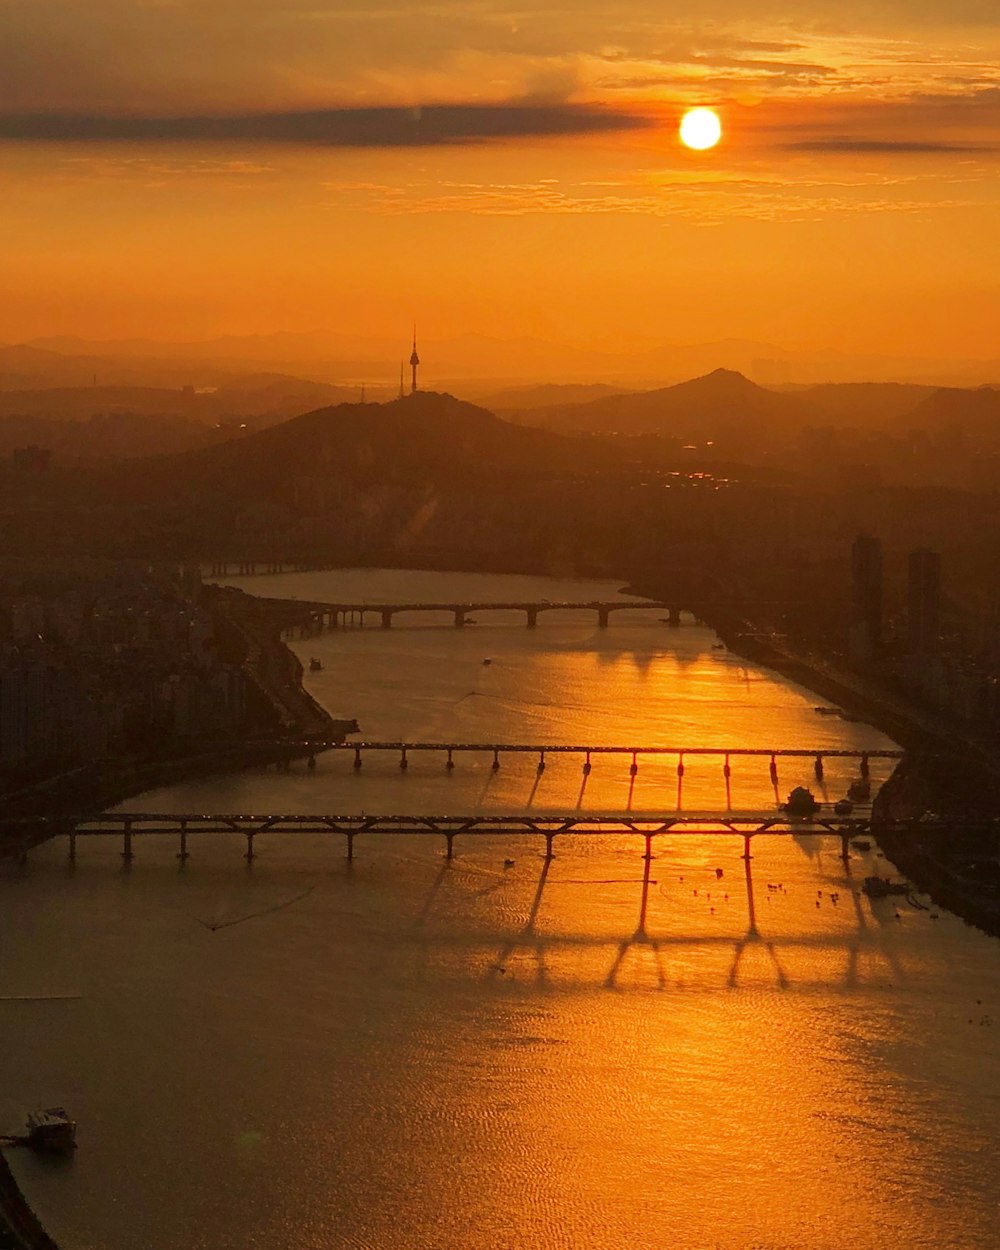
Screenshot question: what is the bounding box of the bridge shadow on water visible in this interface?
[466,842,913,993]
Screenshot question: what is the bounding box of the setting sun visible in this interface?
[679,107,722,150]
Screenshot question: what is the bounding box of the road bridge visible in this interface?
[7,805,970,867]
[302,742,902,774]
[286,600,680,630]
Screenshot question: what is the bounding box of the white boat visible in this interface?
[25,1108,77,1151]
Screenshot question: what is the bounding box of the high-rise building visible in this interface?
[850,532,883,658]
[908,548,941,655]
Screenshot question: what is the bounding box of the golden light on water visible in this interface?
[679,107,722,150]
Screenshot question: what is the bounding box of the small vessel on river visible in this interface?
[25,1108,77,1152]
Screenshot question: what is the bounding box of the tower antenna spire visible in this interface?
[409,325,420,395]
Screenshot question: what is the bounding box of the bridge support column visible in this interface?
[630,751,638,777]
[121,819,133,864]
[526,608,538,628]
[446,833,455,860]
[537,751,546,773]
[307,755,316,771]
[860,754,870,779]
[840,834,851,863]
[400,748,408,770]
[668,606,681,627]
[814,754,824,781]
[723,754,732,810]
[643,832,654,861]
[742,834,753,862]
[545,833,555,859]
[354,747,362,769]
[597,607,609,628]
[583,751,592,775]
[244,833,255,861]
[446,749,454,770]
[177,820,189,863]
[454,609,466,627]
[68,828,76,862]
[381,609,393,629]
[492,750,500,771]
[346,832,355,862]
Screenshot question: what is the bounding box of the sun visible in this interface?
[679,108,722,151]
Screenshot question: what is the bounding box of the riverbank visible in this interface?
[0,1150,59,1250]
[1,585,359,861]
[623,588,1000,940]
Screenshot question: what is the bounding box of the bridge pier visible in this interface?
[742,834,753,862]
[723,754,732,810]
[526,607,538,628]
[244,833,255,861]
[583,751,592,775]
[400,748,408,770]
[544,832,556,859]
[177,820,189,862]
[446,833,455,860]
[454,609,466,627]
[840,833,851,863]
[537,751,546,773]
[121,818,133,863]
[446,749,454,770]
[643,832,654,860]
[814,754,824,781]
[346,832,355,861]
[381,609,393,630]
[630,751,638,777]
[492,749,500,771]
[668,606,681,627]
[68,828,76,862]
[597,607,609,628]
[354,747,363,769]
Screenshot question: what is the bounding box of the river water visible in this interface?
[3,569,998,1250]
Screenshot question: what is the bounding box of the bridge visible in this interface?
[12,809,888,865]
[285,600,681,630]
[0,747,913,865]
[299,742,903,775]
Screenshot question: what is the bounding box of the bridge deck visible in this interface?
[304,742,904,758]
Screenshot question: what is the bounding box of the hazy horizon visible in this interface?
[5,327,1000,390]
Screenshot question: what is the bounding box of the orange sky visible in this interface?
[2,1,999,373]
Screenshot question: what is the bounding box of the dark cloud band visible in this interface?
[784,138,989,153]
[0,103,649,146]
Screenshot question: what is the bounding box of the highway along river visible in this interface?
[2,569,999,1250]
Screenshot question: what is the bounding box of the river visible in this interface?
[2,568,998,1250]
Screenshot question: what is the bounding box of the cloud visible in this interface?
[0,103,648,147]
[785,139,989,152]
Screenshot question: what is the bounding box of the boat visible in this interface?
[482,658,492,666]
[813,706,841,716]
[862,876,909,898]
[25,1108,76,1152]
[847,778,871,802]
[834,799,853,816]
[309,658,322,672]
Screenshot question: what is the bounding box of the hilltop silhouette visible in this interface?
[524,367,816,448]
